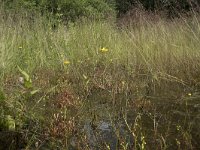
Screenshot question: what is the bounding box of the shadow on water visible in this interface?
[68,89,200,150]
[1,88,200,149]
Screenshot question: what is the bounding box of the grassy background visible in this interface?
[0,7,200,149]
[1,11,200,88]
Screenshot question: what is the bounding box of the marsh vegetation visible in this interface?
[0,1,200,149]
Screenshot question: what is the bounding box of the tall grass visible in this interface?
[0,8,200,149]
[1,11,200,93]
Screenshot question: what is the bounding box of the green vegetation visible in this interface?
[1,0,116,22]
[0,1,200,149]
[2,0,200,20]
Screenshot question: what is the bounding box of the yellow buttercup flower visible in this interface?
[63,60,70,65]
[100,47,108,52]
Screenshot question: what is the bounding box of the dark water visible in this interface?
[68,94,200,150]
[1,94,199,149]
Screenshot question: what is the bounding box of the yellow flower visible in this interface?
[100,47,108,52]
[63,60,70,65]
[19,46,22,49]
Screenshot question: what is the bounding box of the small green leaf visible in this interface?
[5,115,15,131]
[30,89,40,95]
[17,66,32,83]
[24,80,32,88]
